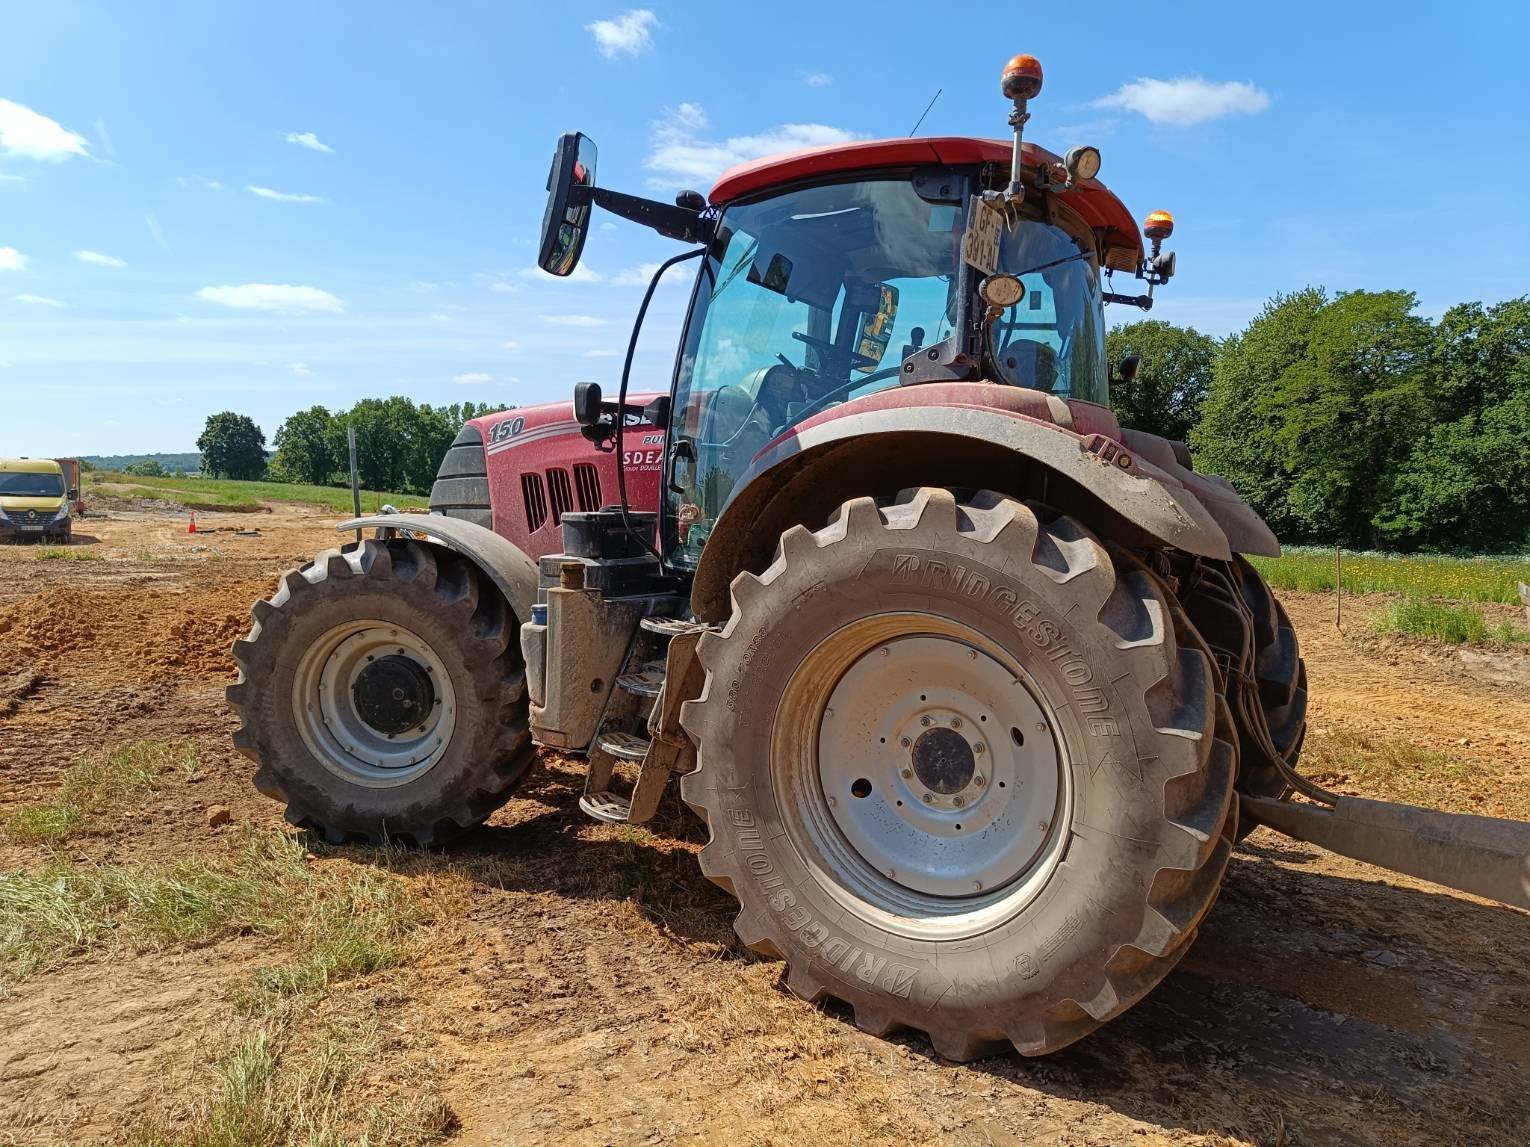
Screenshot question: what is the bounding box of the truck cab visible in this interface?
[0,458,73,543]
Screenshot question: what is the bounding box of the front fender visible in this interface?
[338,514,538,623]
[690,406,1240,622]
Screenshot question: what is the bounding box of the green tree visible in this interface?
[196,412,268,480]
[1106,320,1217,441]
[270,405,341,485]
[1192,288,1328,541]
[1380,298,1530,549]
[1273,290,1433,547]
[123,458,164,477]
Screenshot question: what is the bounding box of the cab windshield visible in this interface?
[664,173,1107,565]
[0,472,64,497]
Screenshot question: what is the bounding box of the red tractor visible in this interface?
[230,55,1530,1060]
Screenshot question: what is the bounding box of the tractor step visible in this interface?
[597,730,650,761]
[578,790,633,823]
[615,665,665,697]
[640,616,716,637]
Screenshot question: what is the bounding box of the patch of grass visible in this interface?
[0,830,426,992]
[35,546,103,561]
[3,739,196,845]
[127,1019,455,1147]
[1373,597,1530,646]
[1247,547,1530,604]
[1302,728,1480,811]
[89,471,427,514]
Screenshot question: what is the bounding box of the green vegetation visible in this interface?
[35,546,103,561]
[1187,292,1530,551]
[1107,320,1217,443]
[1373,597,1529,646]
[0,830,422,989]
[197,411,270,480]
[88,471,427,513]
[81,452,202,474]
[127,1020,454,1147]
[4,740,196,845]
[1246,547,1529,604]
[1301,729,1480,812]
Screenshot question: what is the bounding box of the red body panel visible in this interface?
[469,397,665,561]
[709,137,1143,265]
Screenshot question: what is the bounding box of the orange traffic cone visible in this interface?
[188,512,197,534]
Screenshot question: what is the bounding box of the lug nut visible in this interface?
[900,737,911,748]
[974,774,986,786]
[972,880,983,891]
[922,794,934,804]
[974,744,985,756]
[901,768,913,779]
[950,717,962,729]
[920,716,933,727]
[953,795,965,808]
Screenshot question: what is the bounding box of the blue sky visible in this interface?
[1,0,1525,455]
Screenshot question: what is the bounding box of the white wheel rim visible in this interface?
[773,614,1072,941]
[292,619,457,788]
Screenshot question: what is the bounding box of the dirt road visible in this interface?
[2,501,1528,1145]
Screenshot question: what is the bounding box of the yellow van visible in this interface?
[0,458,73,543]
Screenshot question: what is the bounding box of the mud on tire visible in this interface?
[680,488,1237,1059]
[227,538,534,846]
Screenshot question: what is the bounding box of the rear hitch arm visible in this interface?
[1242,794,1530,910]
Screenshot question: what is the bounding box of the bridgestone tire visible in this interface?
[227,538,534,846]
[680,488,1237,1060]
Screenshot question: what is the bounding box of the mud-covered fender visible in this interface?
[338,514,538,623]
[690,405,1243,623]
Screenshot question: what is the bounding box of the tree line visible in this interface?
[195,399,507,495]
[1108,291,1530,553]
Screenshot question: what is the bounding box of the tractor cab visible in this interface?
[539,56,1175,571]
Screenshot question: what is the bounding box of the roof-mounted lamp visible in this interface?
[999,54,1043,203]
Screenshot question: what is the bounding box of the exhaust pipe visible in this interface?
[1242,794,1530,910]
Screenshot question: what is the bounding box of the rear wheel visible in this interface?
[227,538,534,845]
[680,488,1236,1059]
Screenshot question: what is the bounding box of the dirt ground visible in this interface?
[2,500,1528,1146]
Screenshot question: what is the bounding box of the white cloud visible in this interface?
[15,293,64,307]
[538,314,605,327]
[646,102,862,187]
[1091,77,1271,127]
[75,249,127,269]
[286,362,312,376]
[178,175,224,191]
[95,118,115,158]
[453,372,494,385]
[500,340,521,351]
[586,9,657,58]
[599,220,618,232]
[584,349,619,358]
[803,73,833,88]
[196,283,344,314]
[146,214,167,247]
[284,131,334,154]
[249,185,326,204]
[0,246,26,271]
[488,281,520,293]
[0,98,90,161]
[609,261,690,288]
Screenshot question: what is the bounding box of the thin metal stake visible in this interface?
[348,424,362,544]
[1334,545,1343,632]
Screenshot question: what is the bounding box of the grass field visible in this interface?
[87,472,428,513]
[1248,546,1530,604]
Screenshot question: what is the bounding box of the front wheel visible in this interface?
[227,538,534,846]
[681,489,1236,1059]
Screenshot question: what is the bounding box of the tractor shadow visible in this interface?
[350,756,1530,1143]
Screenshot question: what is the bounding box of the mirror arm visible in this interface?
[577,186,712,244]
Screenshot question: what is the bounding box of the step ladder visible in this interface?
[577,615,716,824]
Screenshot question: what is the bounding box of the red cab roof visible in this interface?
[709,136,1143,266]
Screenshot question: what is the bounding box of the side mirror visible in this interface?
[539,132,598,277]
[852,283,900,374]
[573,381,603,426]
[1115,355,1141,384]
[643,393,671,430]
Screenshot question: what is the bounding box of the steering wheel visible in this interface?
[788,362,905,425]
[792,331,878,372]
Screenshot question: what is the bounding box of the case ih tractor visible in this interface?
[229,56,1530,1060]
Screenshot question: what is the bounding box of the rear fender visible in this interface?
[337,514,538,623]
[690,406,1246,623]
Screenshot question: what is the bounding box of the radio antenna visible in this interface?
[908,88,942,137]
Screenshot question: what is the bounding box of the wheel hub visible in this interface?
[291,620,457,788]
[352,654,436,736]
[815,633,1063,899]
